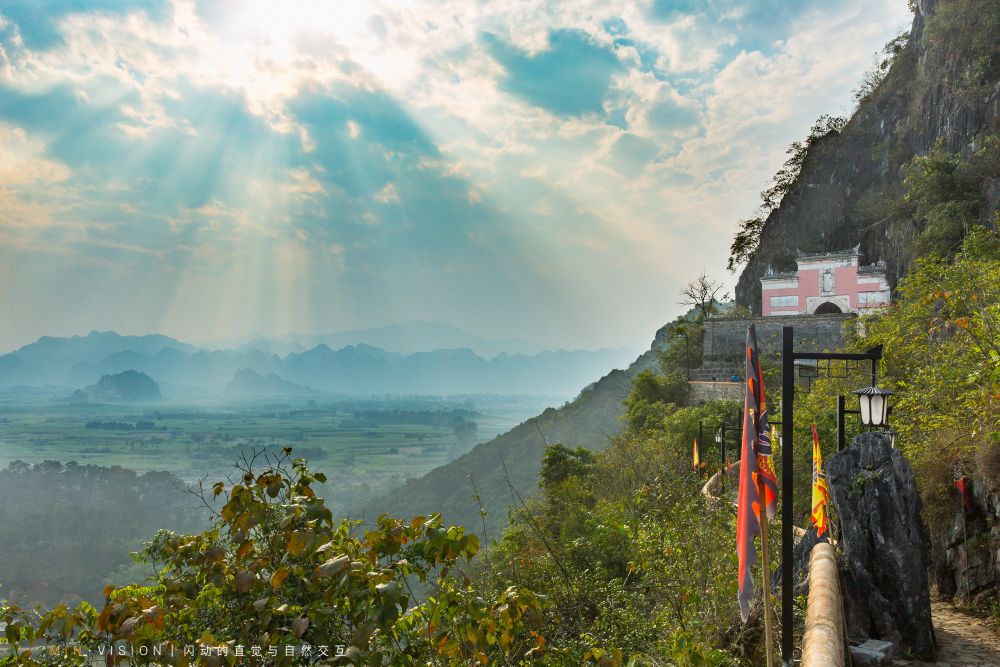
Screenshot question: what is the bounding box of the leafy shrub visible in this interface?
[623,369,688,433]
[857,227,1000,531]
[1,450,548,666]
[480,399,745,666]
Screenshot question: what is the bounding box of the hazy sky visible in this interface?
[0,0,911,353]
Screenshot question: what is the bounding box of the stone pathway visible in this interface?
[893,600,1000,666]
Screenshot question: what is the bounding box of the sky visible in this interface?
[0,0,912,353]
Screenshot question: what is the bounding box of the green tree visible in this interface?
[1,450,548,666]
[483,401,745,666]
[857,227,1000,528]
[540,444,595,489]
[902,140,982,256]
[622,369,688,433]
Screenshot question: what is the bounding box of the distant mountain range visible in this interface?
[0,327,637,398]
[201,321,547,358]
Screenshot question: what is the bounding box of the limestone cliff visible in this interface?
[736,0,1000,313]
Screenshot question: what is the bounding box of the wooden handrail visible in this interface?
[802,542,847,667]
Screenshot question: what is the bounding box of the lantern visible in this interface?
[852,386,893,427]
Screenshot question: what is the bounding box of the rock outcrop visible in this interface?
[68,370,162,403]
[736,0,1000,313]
[225,367,319,397]
[826,431,936,660]
[932,446,1000,605]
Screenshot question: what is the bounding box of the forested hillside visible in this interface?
[0,462,204,607]
[358,324,676,535]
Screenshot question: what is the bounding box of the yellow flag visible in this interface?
[811,425,830,538]
[693,437,700,470]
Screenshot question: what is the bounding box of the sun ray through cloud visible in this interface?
[0,0,912,351]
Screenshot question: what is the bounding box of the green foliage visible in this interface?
[1,451,549,666]
[0,461,204,608]
[540,444,596,489]
[853,31,910,106]
[867,134,1000,258]
[481,401,744,665]
[728,115,848,271]
[856,227,1000,530]
[902,141,982,256]
[662,320,706,377]
[623,369,689,433]
[925,0,1000,98]
[0,599,100,666]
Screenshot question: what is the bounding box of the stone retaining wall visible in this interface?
[687,381,743,405]
[702,314,855,367]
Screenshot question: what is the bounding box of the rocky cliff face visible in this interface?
[827,432,936,660]
[932,452,1000,606]
[736,0,1000,313]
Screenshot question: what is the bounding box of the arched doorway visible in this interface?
[814,301,844,314]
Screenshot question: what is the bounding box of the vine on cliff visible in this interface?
[727,115,847,272]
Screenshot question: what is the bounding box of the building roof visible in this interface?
[857,261,887,275]
[796,246,861,262]
[760,271,798,281]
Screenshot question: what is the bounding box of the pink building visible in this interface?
[760,247,891,316]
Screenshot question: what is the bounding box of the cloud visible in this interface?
[0,0,914,351]
[483,29,625,117]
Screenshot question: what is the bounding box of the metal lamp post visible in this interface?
[715,425,725,468]
[780,326,884,665]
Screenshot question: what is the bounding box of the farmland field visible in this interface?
[0,394,556,512]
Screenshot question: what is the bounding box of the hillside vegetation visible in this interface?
[0,462,203,608]
[357,325,675,536]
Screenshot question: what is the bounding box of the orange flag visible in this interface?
[811,425,830,538]
[693,437,700,470]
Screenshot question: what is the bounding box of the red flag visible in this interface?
[954,466,971,511]
[736,323,779,621]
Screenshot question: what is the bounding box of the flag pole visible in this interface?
[758,473,776,667]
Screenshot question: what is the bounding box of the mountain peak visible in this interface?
[68,370,162,403]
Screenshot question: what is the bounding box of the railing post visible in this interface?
[837,395,845,451]
[781,326,794,665]
[699,421,704,466]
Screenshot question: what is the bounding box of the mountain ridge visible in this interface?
[0,330,637,397]
[200,321,548,358]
